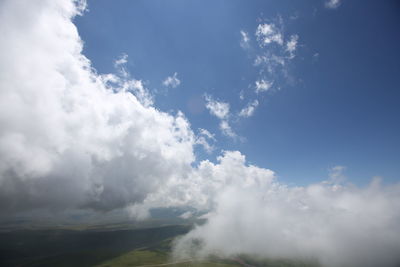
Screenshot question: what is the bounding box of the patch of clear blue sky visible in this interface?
[75,0,400,185]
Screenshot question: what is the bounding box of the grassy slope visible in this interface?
[95,250,239,267]
[0,224,320,267]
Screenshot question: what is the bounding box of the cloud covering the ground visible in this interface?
[173,167,400,267]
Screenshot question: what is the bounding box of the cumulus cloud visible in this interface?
[239,100,259,118]
[163,72,181,88]
[325,0,341,9]
[0,0,194,214]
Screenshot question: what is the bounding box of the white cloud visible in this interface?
[198,128,216,141]
[239,89,245,100]
[179,211,193,219]
[255,23,283,47]
[286,34,299,59]
[313,52,320,62]
[240,30,250,49]
[114,53,128,67]
[163,72,181,88]
[172,155,400,267]
[219,121,236,138]
[204,96,238,139]
[255,79,273,93]
[254,55,267,66]
[239,100,259,118]
[195,128,216,153]
[251,18,300,100]
[325,0,341,9]
[204,95,230,120]
[327,165,346,184]
[0,0,194,214]
[195,137,214,154]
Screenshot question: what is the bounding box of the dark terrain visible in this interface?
[0,224,190,267]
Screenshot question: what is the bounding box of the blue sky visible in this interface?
[75,0,400,186]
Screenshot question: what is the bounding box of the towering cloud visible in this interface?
[0,0,195,213]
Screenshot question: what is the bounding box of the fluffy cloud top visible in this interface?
[0,0,194,213]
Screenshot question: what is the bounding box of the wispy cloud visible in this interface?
[325,0,341,9]
[205,95,230,120]
[255,23,284,46]
[239,100,259,118]
[255,79,273,93]
[286,34,299,59]
[163,72,181,88]
[249,19,300,96]
[219,120,236,138]
[198,128,216,141]
[204,95,237,138]
[114,53,128,67]
[240,30,250,49]
[196,128,216,153]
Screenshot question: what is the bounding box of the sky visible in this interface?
[75,0,400,185]
[1,0,400,266]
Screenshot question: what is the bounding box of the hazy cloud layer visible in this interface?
[173,173,400,267]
